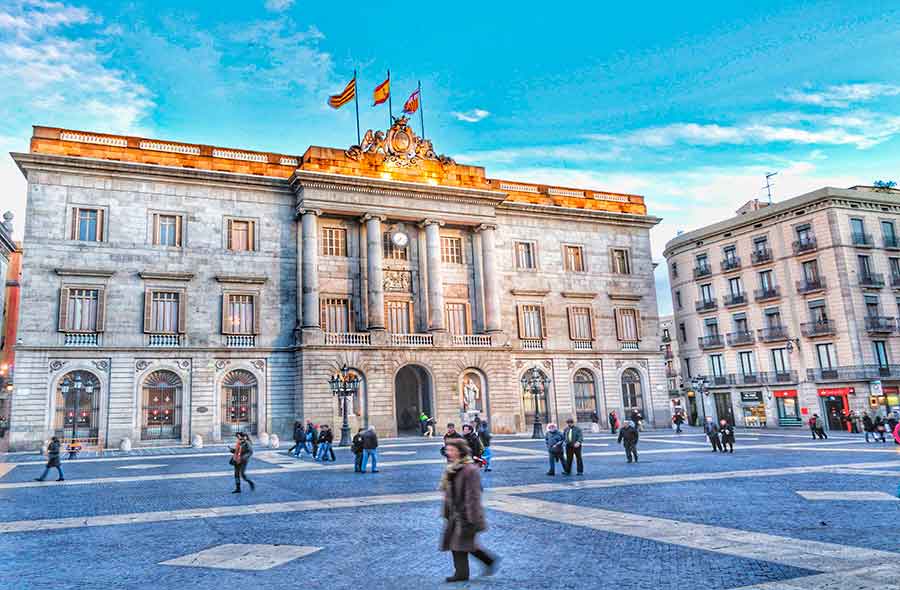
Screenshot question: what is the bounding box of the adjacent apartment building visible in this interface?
[6,123,665,450]
[665,186,900,431]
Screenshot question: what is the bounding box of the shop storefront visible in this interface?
[818,387,852,431]
[739,391,767,428]
[713,392,735,425]
[685,390,699,426]
[773,390,801,426]
[869,385,900,416]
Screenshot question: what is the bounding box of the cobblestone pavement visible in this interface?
[2,429,899,590]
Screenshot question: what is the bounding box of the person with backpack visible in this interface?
[544,423,566,476]
[478,423,493,472]
[462,424,484,462]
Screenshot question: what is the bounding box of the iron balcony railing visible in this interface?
[695,299,718,312]
[859,272,885,288]
[758,326,789,342]
[864,316,896,333]
[751,248,772,264]
[891,273,900,288]
[796,277,826,294]
[760,370,799,384]
[664,349,675,360]
[722,292,747,307]
[735,372,761,385]
[705,374,732,387]
[807,365,900,382]
[693,264,712,279]
[698,334,725,349]
[727,331,755,346]
[801,320,836,337]
[851,232,874,247]
[721,257,741,272]
[884,236,900,250]
[754,286,781,301]
[793,237,818,254]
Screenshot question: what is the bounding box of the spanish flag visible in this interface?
[373,76,390,106]
[328,76,356,109]
[402,88,420,114]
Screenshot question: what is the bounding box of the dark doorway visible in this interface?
[687,395,699,426]
[713,392,735,425]
[822,396,846,430]
[394,365,432,435]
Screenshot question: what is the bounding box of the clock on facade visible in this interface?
[391,231,409,248]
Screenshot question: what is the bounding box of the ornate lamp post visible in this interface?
[522,367,551,439]
[328,364,359,447]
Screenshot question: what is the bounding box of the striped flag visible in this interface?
[402,88,420,114]
[373,76,390,106]
[328,77,356,109]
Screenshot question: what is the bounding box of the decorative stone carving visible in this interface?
[383,270,412,293]
[252,360,266,371]
[215,360,229,371]
[444,283,469,299]
[591,361,602,370]
[345,116,455,168]
[135,360,152,372]
[515,360,525,368]
[92,360,109,371]
[638,360,649,369]
[541,360,552,369]
[177,360,191,370]
[567,360,576,369]
[49,360,67,372]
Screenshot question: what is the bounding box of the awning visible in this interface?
[773,389,797,398]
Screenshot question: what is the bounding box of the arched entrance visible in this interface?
[141,370,183,441]
[394,365,433,435]
[54,370,101,444]
[573,369,598,423]
[221,369,258,436]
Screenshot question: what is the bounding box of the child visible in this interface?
[66,439,82,460]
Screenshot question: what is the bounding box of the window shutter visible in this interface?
[248,221,256,252]
[320,298,327,331]
[588,308,595,340]
[566,307,574,339]
[539,306,547,339]
[97,209,105,242]
[252,293,261,335]
[516,305,524,338]
[152,214,160,246]
[143,289,153,333]
[95,287,106,332]
[614,309,623,341]
[70,208,78,240]
[177,290,187,334]
[58,288,70,331]
[175,215,182,247]
[635,310,642,341]
[226,219,233,250]
[222,293,232,335]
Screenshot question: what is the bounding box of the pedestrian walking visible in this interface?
[809,414,827,439]
[352,428,365,472]
[863,412,876,443]
[608,410,619,434]
[34,436,64,482]
[887,412,898,437]
[590,411,601,433]
[66,439,81,460]
[631,409,644,432]
[441,423,463,458]
[478,423,493,472]
[361,425,379,473]
[893,421,900,446]
[562,418,584,476]
[545,423,566,476]
[472,413,483,434]
[719,419,735,453]
[305,420,318,457]
[704,416,723,452]
[424,416,436,437]
[617,420,639,463]
[462,424,484,462]
[672,412,685,433]
[289,420,304,457]
[315,425,334,462]
[439,438,498,582]
[874,416,887,443]
[229,432,255,493]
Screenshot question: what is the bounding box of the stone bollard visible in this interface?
[257,432,270,447]
[119,437,132,452]
[191,434,204,449]
[268,434,280,449]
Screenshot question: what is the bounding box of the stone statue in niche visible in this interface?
[462,376,482,413]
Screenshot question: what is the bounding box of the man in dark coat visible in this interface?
[305,420,318,457]
[35,436,64,482]
[351,428,365,472]
[289,421,304,457]
[704,416,723,452]
[673,411,685,433]
[719,419,735,453]
[229,433,255,493]
[617,420,639,463]
[545,423,566,475]
[440,439,497,582]
[462,424,483,459]
[562,418,584,475]
[863,412,875,442]
[361,426,379,473]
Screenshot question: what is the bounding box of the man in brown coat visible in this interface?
[440,439,498,582]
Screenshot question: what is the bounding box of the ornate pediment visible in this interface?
[345,116,455,168]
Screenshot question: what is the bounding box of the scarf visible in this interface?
[440,457,473,492]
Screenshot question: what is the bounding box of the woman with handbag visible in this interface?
[439,438,498,582]
[229,433,255,493]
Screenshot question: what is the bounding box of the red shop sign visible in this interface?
[773,390,797,398]
[818,387,853,397]
[883,386,899,395]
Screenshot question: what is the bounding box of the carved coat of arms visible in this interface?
[346,116,455,168]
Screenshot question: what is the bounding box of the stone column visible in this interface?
[478,224,502,333]
[422,219,445,332]
[300,209,321,328]
[295,214,303,329]
[364,214,386,330]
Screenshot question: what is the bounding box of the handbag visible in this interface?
[228,457,236,466]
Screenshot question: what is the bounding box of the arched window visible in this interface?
[573,369,597,422]
[54,371,101,443]
[222,370,258,435]
[621,369,645,417]
[141,370,182,440]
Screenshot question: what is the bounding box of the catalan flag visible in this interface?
[373,76,390,106]
[402,88,420,114]
[328,76,356,109]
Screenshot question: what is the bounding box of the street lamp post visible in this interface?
[328,364,359,447]
[521,367,551,439]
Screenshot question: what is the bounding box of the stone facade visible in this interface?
[664,186,900,432]
[7,126,665,450]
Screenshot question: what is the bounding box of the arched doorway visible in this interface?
[573,369,598,423]
[221,370,258,436]
[394,365,433,435]
[54,370,101,444]
[621,369,645,419]
[141,370,183,441]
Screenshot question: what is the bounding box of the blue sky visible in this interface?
[2,1,899,314]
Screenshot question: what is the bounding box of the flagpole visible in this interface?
[353,70,360,145]
[418,80,425,139]
[387,69,393,126]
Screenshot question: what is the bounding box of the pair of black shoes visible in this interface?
[231,481,256,493]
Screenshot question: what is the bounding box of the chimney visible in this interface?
[735,199,769,216]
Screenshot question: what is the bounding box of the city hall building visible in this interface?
[7,122,664,450]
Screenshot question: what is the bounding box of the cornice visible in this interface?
[608,292,642,301]
[510,288,551,297]
[138,271,195,282]
[561,291,598,299]
[215,275,268,285]
[497,200,661,227]
[54,268,116,278]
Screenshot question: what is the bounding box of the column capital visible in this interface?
[474,223,498,233]
[418,218,445,229]
[360,213,387,223]
[297,207,322,217]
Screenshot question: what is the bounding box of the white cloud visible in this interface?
[452,109,490,123]
[264,0,295,12]
[455,144,623,165]
[783,83,900,108]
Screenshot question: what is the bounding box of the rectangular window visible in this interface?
[320,298,352,333]
[683,357,692,379]
[568,306,593,340]
[445,303,469,335]
[796,224,813,243]
[765,307,782,328]
[858,255,872,275]
[679,322,687,342]
[59,287,102,332]
[144,290,183,334]
[385,300,412,333]
[739,351,756,375]
[759,270,774,291]
[611,249,631,274]
[675,290,682,309]
[874,341,890,368]
[723,246,737,262]
[704,318,719,336]
[850,217,865,239]
[615,308,640,341]
[728,277,743,297]
[771,348,788,373]
[890,257,900,277]
[700,284,713,303]
[514,241,536,270]
[709,354,725,377]
[865,294,880,318]
[321,227,347,257]
[802,260,819,282]
[518,304,546,339]
[696,254,709,270]
[564,245,585,272]
[441,236,463,264]
[733,314,748,333]
[224,293,256,334]
[816,343,837,370]
[383,232,408,261]
[808,299,828,323]
[153,214,182,247]
[227,219,256,252]
[671,262,678,278]
[753,237,768,253]
[71,207,104,242]
[882,220,897,245]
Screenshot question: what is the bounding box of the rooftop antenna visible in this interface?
[764,172,778,203]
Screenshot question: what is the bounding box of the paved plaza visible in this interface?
[2,429,900,590]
